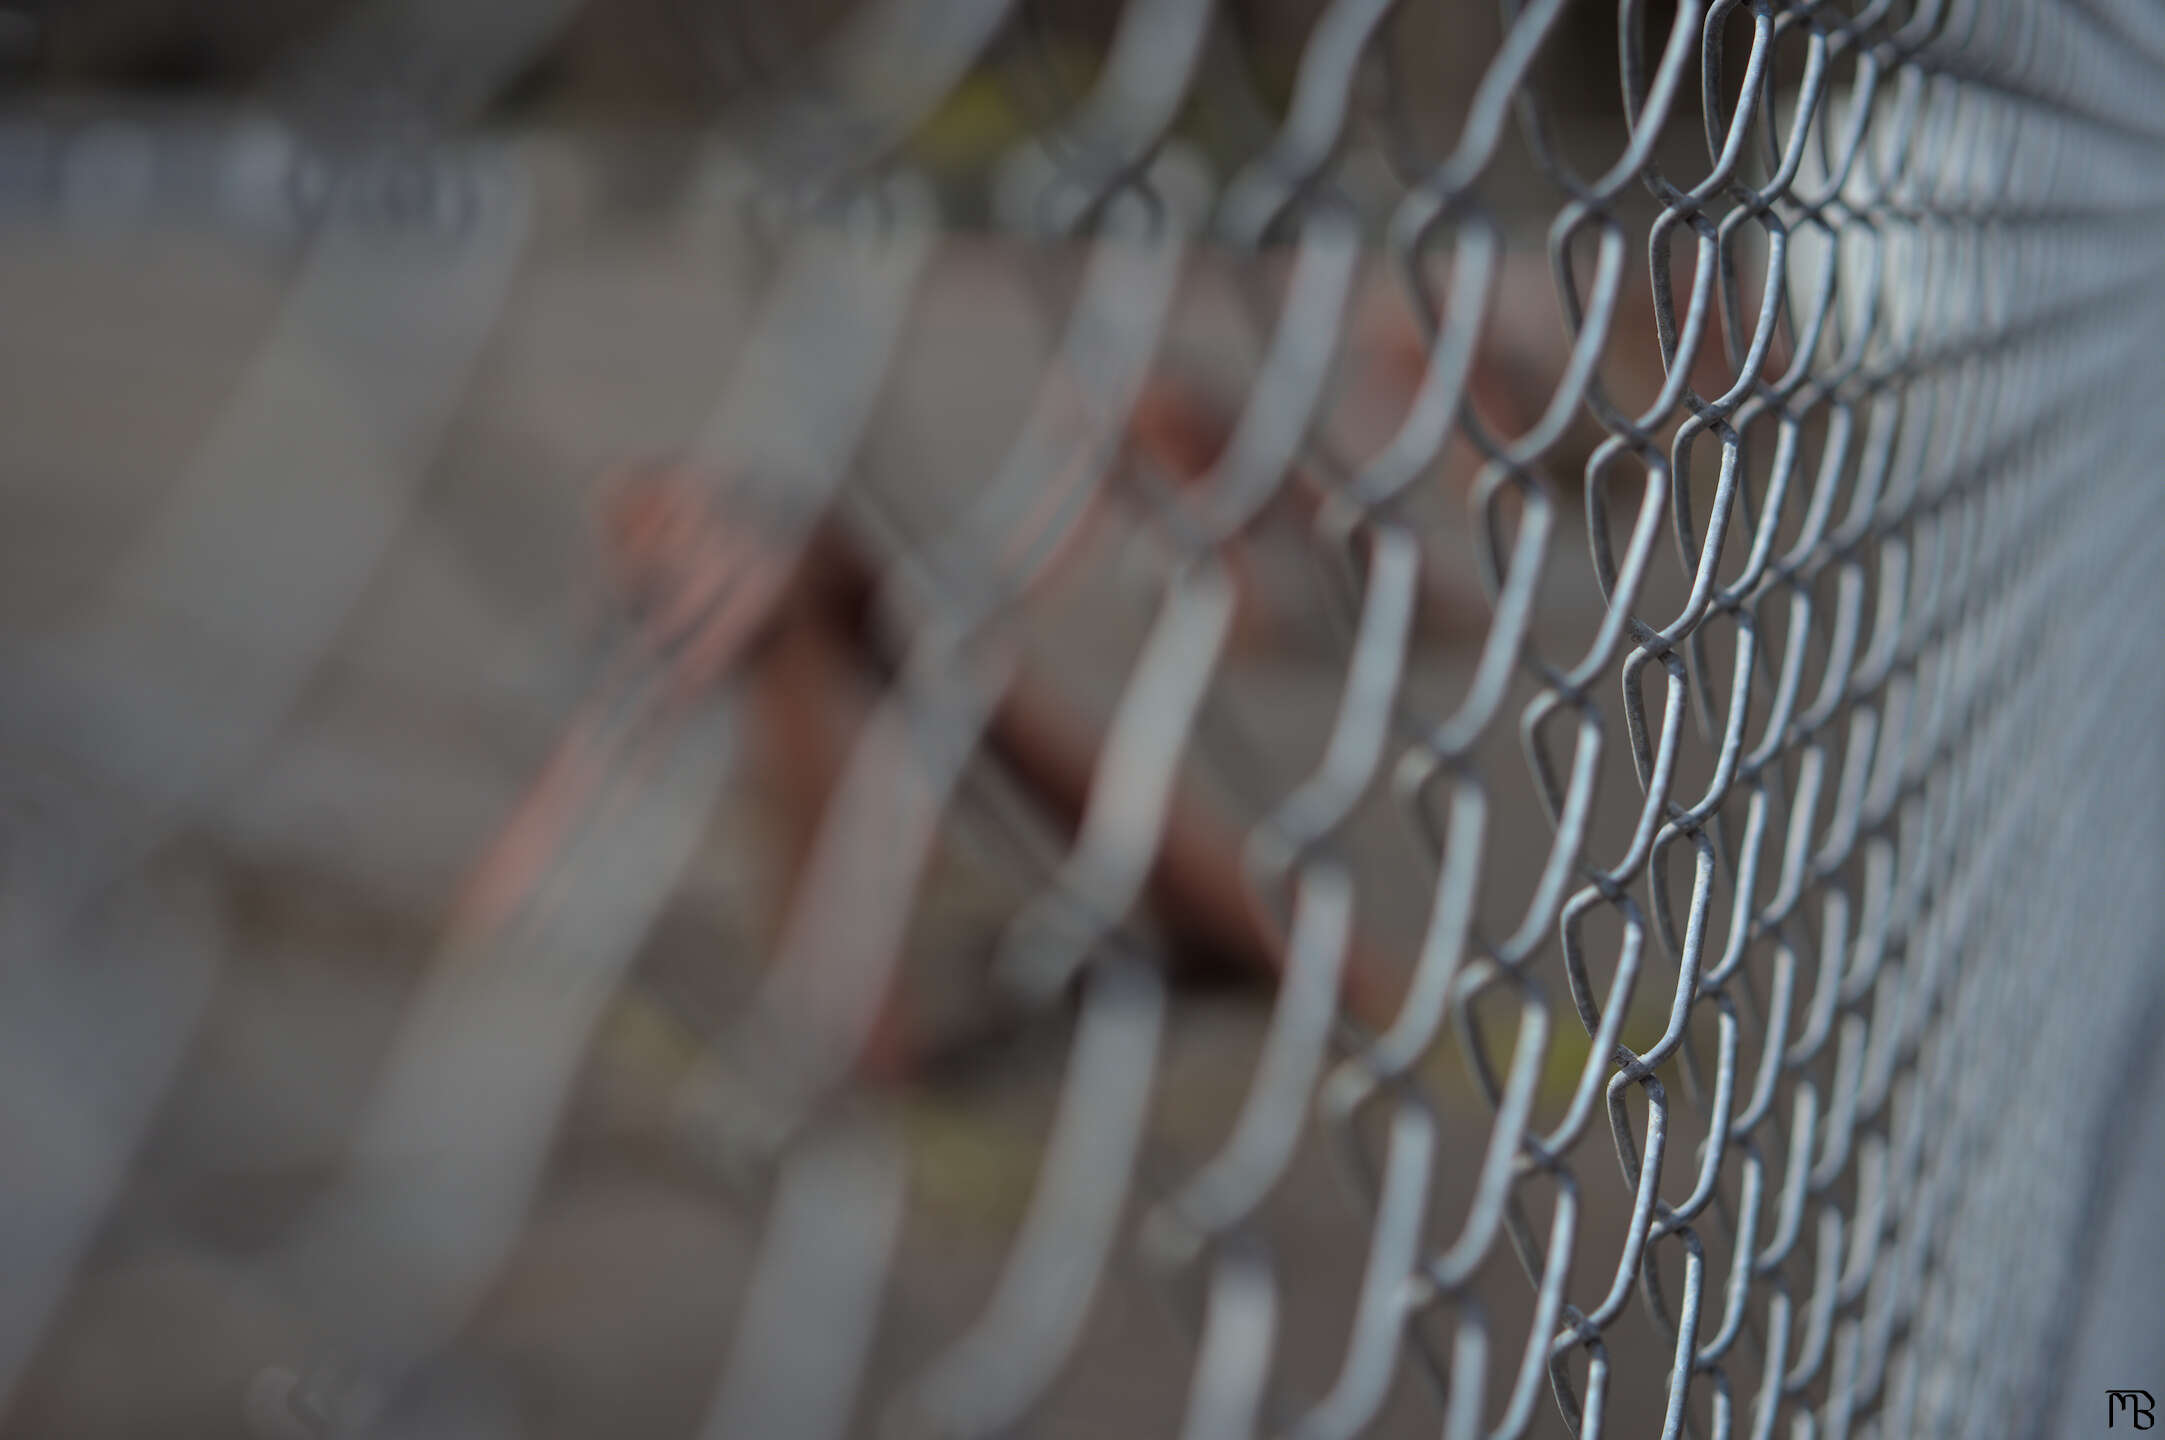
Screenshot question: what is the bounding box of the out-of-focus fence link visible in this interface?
[5,0,2165,1435]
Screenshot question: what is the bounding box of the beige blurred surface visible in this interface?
[0,130,1710,1440]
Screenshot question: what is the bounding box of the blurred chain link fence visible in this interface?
[3,0,2165,1436]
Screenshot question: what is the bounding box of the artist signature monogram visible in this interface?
[2110,1390,2156,1429]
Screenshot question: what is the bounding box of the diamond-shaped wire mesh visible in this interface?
[4,0,2165,1437]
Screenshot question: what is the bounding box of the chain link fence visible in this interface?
[3,0,2164,1436]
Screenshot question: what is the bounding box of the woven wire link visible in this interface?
[651,0,2165,1436]
[10,0,2161,1435]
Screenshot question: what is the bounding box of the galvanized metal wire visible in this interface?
[660,1,2165,1436]
[5,0,2165,1436]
